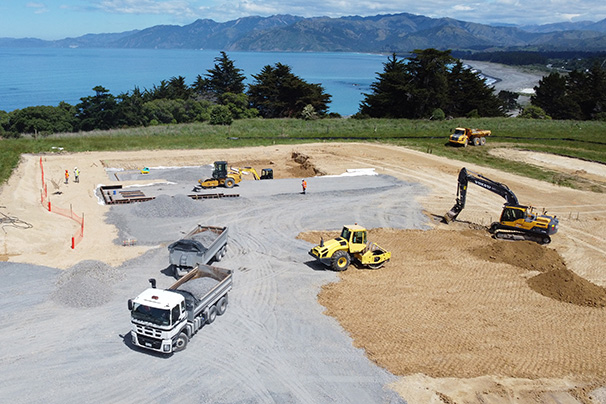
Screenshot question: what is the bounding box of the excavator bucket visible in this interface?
[443,201,463,223]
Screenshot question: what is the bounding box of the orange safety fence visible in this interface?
[39,157,85,249]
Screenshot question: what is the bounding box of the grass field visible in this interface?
[1,117,605,189]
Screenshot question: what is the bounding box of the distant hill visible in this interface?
[1,13,606,53]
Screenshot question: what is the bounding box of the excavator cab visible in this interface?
[261,168,273,179]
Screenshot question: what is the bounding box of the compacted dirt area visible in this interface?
[1,142,606,403]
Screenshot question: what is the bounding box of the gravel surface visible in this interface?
[0,167,424,403]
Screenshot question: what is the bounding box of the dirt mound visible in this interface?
[291,151,326,177]
[471,239,567,273]
[529,269,606,307]
[471,239,606,307]
[309,227,606,380]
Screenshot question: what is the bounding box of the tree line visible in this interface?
[1,49,604,138]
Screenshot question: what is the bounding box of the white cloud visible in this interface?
[27,2,49,14]
[88,0,606,26]
[97,0,196,16]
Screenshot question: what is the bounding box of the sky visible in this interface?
[1,0,605,40]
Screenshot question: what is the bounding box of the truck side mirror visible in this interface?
[128,299,133,311]
[149,278,156,288]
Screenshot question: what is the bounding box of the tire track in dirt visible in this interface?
[309,227,606,381]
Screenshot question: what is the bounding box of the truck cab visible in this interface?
[128,288,187,353]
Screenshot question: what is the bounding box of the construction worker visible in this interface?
[74,167,80,183]
[302,179,307,194]
[64,169,69,184]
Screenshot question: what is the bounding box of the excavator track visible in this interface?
[494,230,551,245]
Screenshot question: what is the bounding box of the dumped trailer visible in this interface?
[168,225,228,278]
[128,264,233,354]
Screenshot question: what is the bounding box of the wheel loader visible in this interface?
[443,167,559,244]
[198,161,242,189]
[308,224,391,271]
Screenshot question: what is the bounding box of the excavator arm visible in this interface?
[444,168,518,222]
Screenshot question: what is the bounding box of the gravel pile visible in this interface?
[131,194,207,218]
[177,276,220,300]
[52,260,125,308]
[190,229,218,245]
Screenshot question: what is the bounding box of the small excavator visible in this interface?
[444,167,559,244]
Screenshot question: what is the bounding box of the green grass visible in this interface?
[2,118,606,189]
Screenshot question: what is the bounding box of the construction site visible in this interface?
[1,143,606,403]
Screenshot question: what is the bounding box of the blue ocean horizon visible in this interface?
[0,48,389,116]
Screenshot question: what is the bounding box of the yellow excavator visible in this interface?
[444,167,559,244]
[240,167,274,180]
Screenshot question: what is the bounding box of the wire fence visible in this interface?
[39,157,85,249]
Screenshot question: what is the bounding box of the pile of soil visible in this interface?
[472,239,606,307]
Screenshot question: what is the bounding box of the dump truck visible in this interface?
[168,225,228,279]
[309,224,391,271]
[128,264,232,354]
[444,167,559,244]
[449,127,491,147]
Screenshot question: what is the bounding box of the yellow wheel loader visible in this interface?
[308,225,391,271]
[199,161,242,189]
[444,167,559,244]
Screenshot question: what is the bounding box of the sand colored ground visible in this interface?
[1,143,606,403]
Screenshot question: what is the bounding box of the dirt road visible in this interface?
[1,143,605,403]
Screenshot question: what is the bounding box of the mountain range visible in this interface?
[2,13,606,53]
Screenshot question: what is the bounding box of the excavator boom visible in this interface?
[444,168,518,222]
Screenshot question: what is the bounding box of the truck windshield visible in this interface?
[131,303,170,326]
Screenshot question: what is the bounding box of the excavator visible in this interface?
[443,167,559,244]
[240,167,274,180]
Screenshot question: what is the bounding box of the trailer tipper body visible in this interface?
[128,264,232,354]
[168,225,228,278]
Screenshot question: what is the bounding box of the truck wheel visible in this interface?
[217,296,228,315]
[215,245,227,262]
[480,137,486,146]
[463,139,468,147]
[174,332,189,352]
[225,178,235,188]
[331,251,350,271]
[207,306,217,324]
[473,137,481,146]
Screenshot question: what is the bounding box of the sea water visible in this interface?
[0,48,388,115]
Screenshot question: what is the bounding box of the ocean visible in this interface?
[0,48,389,116]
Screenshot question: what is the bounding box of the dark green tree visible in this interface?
[531,73,583,120]
[359,53,409,118]
[76,86,118,131]
[360,50,505,119]
[248,63,331,118]
[115,87,146,127]
[8,103,77,136]
[194,52,246,100]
